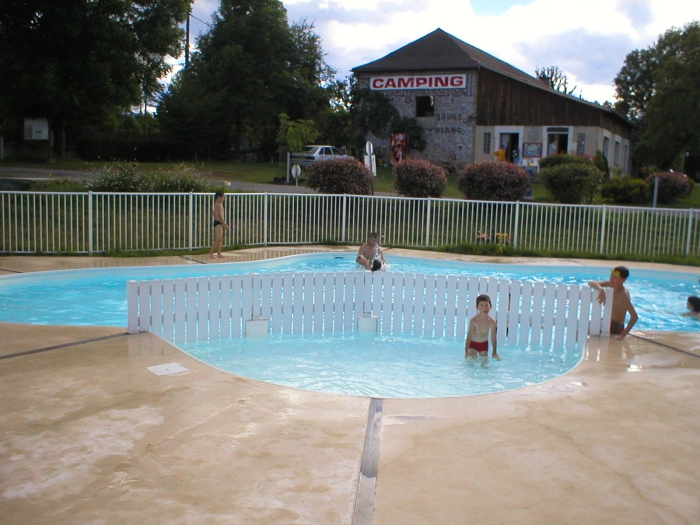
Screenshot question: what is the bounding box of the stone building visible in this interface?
[352,29,634,173]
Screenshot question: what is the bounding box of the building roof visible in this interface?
[353,28,539,86]
[352,28,631,123]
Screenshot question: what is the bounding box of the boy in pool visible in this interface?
[208,191,228,259]
[464,294,500,367]
[356,232,385,271]
[588,266,638,340]
[682,295,700,320]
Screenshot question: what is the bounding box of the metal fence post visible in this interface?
[599,205,607,254]
[88,191,93,255]
[425,198,431,247]
[264,193,269,246]
[342,194,347,243]
[686,208,695,256]
[513,201,520,248]
[188,191,193,251]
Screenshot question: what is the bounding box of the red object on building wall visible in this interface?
[390,133,409,165]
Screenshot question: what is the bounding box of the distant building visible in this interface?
[352,29,634,173]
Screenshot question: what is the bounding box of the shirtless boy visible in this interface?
[208,191,228,259]
[588,266,638,340]
[464,294,500,366]
[356,232,385,271]
[683,295,700,320]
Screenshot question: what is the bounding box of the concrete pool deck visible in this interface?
[1,248,699,524]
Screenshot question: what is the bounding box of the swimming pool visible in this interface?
[0,252,697,331]
[180,333,581,398]
[3,252,697,398]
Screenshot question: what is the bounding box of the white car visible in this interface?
[291,145,352,167]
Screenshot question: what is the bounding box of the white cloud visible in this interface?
[179,0,700,103]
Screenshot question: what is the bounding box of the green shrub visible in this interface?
[645,171,693,204]
[594,150,609,177]
[392,158,447,198]
[90,163,142,192]
[456,161,530,201]
[305,157,373,195]
[600,177,650,204]
[90,162,210,192]
[538,153,591,170]
[143,163,209,192]
[540,163,603,204]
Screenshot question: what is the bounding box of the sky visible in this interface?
[179,0,700,105]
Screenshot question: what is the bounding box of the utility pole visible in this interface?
[185,6,190,70]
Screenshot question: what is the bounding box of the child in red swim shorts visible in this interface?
[464,294,500,367]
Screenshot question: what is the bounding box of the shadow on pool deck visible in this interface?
[1,248,700,525]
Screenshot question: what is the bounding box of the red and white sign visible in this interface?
[370,74,466,90]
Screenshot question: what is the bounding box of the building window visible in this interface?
[576,133,585,155]
[603,136,610,160]
[614,141,621,166]
[416,96,434,117]
[483,132,491,154]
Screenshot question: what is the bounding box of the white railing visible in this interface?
[2,190,698,257]
[127,272,613,347]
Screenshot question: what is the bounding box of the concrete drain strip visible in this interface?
[631,334,700,359]
[179,256,207,264]
[0,332,128,360]
[0,267,24,273]
[352,397,384,525]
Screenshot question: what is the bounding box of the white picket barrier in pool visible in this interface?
[127,272,613,345]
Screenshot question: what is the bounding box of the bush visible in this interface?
[600,177,650,204]
[538,153,591,170]
[142,163,209,192]
[456,161,530,201]
[90,162,210,192]
[90,163,142,192]
[540,163,603,204]
[392,158,447,198]
[305,157,373,195]
[645,171,693,204]
[594,150,609,177]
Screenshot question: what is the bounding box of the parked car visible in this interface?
[291,145,352,167]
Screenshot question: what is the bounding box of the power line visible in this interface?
[190,13,212,28]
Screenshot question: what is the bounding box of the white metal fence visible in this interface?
[127,271,613,347]
[2,190,699,257]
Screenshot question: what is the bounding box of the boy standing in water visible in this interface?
[208,191,228,259]
[465,294,500,367]
[588,266,638,340]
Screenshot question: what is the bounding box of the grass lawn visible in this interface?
[3,158,699,209]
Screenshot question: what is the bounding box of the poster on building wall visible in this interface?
[24,118,49,141]
[522,143,542,157]
[390,133,408,165]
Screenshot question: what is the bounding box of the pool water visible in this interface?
[0,252,697,331]
[181,333,582,398]
[3,252,696,398]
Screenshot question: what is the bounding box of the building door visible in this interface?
[499,133,520,163]
[547,127,569,155]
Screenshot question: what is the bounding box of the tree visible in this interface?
[614,22,700,169]
[535,66,578,95]
[0,0,189,156]
[276,113,319,154]
[158,2,333,158]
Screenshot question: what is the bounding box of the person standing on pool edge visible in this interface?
[208,191,228,259]
[465,294,499,367]
[588,266,638,340]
